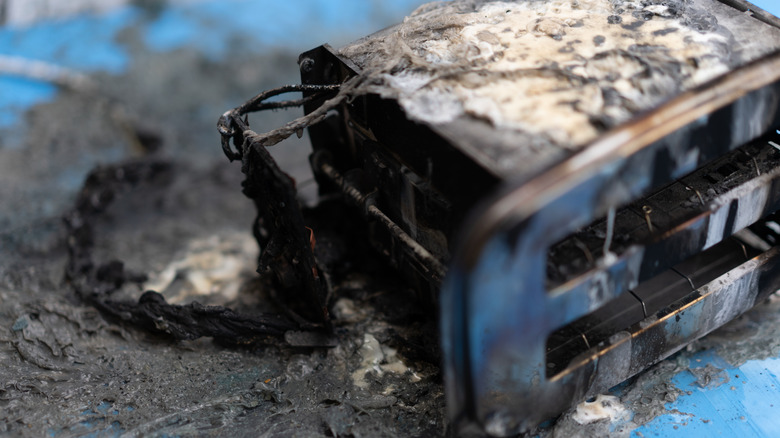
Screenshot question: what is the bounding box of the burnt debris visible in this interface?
[63,159,331,346]
[218,84,348,330]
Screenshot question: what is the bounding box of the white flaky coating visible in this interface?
[339,0,780,172]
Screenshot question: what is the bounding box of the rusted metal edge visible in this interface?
[314,152,447,283]
[717,0,780,29]
[554,245,780,383]
[458,50,780,269]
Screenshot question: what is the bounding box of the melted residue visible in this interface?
[142,231,257,304]
[688,363,730,389]
[340,0,780,171]
[572,394,630,425]
[332,298,369,323]
[351,334,418,389]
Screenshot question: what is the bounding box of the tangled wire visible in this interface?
[63,158,337,346]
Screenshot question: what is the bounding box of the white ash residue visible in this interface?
[351,333,419,389]
[339,0,780,171]
[142,231,258,305]
[332,297,370,323]
[693,292,780,367]
[572,394,630,425]
[688,363,730,389]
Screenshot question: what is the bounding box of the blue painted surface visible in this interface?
[751,0,780,16]
[47,402,127,438]
[96,401,113,414]
[0,78,55,128]
[633,350,780,437]
[11,315,29,331]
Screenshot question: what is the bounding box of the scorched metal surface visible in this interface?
[215,0,780,435]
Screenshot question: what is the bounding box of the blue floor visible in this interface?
[632,350,780,437]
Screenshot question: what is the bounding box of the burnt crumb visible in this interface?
[683,9,719,33]
[593,35,606,46]
[622,20,645,31]
[559,46,575,53]
[587,114,611,132]
[653,27,679,36]
[628,44,668,55]
[569,19,585,28]
[607,15,623,25]
[632,10,655,21]
[600,87,623,106]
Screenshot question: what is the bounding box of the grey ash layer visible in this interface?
[339,0,780,176]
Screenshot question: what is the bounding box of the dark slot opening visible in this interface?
[545,213,780,378]
[546,130,780,291]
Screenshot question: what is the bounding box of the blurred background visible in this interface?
[0,0,428,247]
